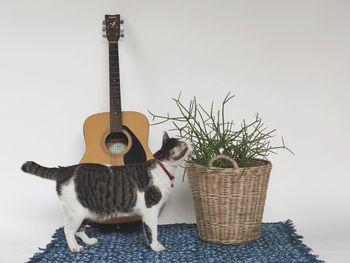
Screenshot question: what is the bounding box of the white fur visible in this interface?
[58,147,190,253]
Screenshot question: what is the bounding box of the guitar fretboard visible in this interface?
[109,42,122,133]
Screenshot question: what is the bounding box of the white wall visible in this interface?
[0,1,349,262]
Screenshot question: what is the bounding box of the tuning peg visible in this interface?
[103,34,107,38]
[102,20,106,25]
[102,27,106,32]
[120,34,124,38]
[120,20,124,24]
[120,26,124,32]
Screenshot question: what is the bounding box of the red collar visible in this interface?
[154,159,175,188]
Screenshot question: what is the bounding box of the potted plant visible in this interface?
[149,92,293,244]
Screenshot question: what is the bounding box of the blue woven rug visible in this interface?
[28,220,323,263]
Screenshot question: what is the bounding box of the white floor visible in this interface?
[294,220,350,263]
[1,173,349,263]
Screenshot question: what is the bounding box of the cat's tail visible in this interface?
[21,161,59,180]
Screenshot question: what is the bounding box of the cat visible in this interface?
[21,132,191,253]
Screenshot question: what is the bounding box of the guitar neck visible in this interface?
[109,42,123,133]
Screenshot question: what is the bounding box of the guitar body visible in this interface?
[81,111,153,166]
[80,111,153,224]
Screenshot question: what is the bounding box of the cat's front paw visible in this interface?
[69,244,84,253]
[150,242,165,252]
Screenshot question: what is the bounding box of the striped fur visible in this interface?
[74,161,155,216]
[21,132,192,253]
[21,161,60,180]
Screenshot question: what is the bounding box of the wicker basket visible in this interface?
[186,155,272,244]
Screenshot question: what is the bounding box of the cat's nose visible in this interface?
[185,142,193,153]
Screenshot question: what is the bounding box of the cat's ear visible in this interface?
[162,131,170,145]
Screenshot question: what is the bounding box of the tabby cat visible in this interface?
[21,132,191,252]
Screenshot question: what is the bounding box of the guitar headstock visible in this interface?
[102,14,124,42]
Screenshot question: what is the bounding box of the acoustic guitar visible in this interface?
[80,14,153,224]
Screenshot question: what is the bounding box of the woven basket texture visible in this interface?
[186,155,272,244]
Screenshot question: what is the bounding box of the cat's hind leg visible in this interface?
[75,219,98,245]
[142,210,165,252]
[64,214,85,253]
[61,202,88,253]
[60,178,90,252]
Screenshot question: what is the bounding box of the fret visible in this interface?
[109,42,122,133]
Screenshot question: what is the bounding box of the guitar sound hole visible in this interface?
[105,132,129,154]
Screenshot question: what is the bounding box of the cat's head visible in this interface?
[154,132,192,164]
